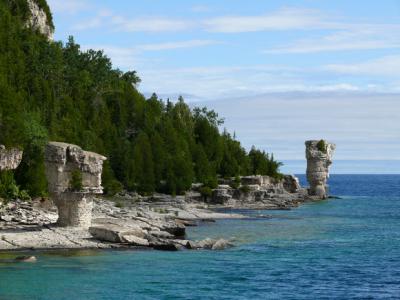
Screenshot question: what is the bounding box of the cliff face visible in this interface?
[305,140,335,199]
[26,0,53,40]
[0,145,23,171]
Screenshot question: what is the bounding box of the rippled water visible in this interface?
[1,175,399,299]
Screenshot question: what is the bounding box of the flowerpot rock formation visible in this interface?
[0,145,23,171]
[44,142,106,228]
[305,140,336,199]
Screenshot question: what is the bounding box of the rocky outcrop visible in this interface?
[211,187,232,204]
[26,0,54,40]
[205,175,307,208]
[0,197,241,251]
[305,140,336,199]
[0,145,23,171]
[44,142,106,228]
[282,175,301,193]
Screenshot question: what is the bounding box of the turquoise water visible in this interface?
[1,175,400,299]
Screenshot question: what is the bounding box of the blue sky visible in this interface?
[47,0,400,171]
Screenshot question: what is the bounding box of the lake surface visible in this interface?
[1,175,400,299]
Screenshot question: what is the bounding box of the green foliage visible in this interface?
[102,161,123,196]
[0,171,30,201]
[0,171,19,199]
[199,186,212,201]
[248,147,283,179]
[7,0,54,29]
[317,139,327,153]
[70,170,83,191]
[14,113,48,197]
[230,175,241,189]
[239,185,250,194]
[0,1,284,198]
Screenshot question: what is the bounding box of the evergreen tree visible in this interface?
[0,0,283,200]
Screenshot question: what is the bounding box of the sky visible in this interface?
[47,0,400,172]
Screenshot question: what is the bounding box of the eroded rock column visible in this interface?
[305,140,335,199]
[44,142,106,228]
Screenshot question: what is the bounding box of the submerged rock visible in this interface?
[211,239,233,250]
[197,238,233,250]
[15,255,37,263]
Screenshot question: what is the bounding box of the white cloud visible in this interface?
[266,24,400,53]
[81,45,141,70]
[73,10,191,32]
[204,8,326,33]
[202,92,400,160]
[324,55,400,76]
[110,16,191,32]
[82,40,219,71]
[47,0,90,14]
[137,40,219,51]
[136,65,366,101]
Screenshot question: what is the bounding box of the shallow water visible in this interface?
[1,175,399,299]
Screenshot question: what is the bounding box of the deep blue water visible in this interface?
[1,175,400,299]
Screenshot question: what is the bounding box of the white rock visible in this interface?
[305,140,336,199]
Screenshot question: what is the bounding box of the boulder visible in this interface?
[212,239,233,250]
[149,230,174,239]
[121,235,149,247]
[197,238,216,249]
[197,238,233,250]
[89,224,147,243]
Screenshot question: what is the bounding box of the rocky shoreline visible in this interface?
[0,181,313,252]
[0,197,244,252]
[0,139,336,253]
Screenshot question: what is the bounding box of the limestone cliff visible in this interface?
[0,145,23,171]
[26,0,54,40]
[305,140,336,199]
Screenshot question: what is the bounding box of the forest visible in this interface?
[0,0,283,199]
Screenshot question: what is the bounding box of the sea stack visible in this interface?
[44,142,106,228]
[305,140,336,199]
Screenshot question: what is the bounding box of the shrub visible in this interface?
[199,186,212,201]
[70,170,83,191]
[230,176,241,189]
[0,171,20,200]
[104,179,123,196]
[18,190,31,201]
[0,171,30,201]
[239,185,250,194]
[317,139,327,153]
